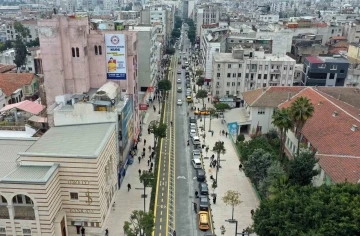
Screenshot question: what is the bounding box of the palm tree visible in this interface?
[212,141,226,184]
[289,97,315,156]
[272,108,293,159]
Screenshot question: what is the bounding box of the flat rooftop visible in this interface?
[213,53,294,63]
[21,123,115,158]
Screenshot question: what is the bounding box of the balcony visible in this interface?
[270,69,281,74]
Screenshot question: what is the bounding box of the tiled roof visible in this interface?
[0,64,16,73]
[306,56,323,63]
[242,86,305,107]
[0,73,35,96]
[317,154,360,183]
[280,87,360,183]
[316,87,360,108]
[332,41,349,48]
[330,36,346,40]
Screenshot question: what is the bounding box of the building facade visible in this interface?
[212,47,296,98]
[195,3,221,36]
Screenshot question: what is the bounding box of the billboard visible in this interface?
[105,34,127,80]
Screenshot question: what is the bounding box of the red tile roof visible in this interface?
[331,36,346,40]
[306,56,324,64]
[280,87,360,183]
[0,73,35,96]
[0,64,16,73]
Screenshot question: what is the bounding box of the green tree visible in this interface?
[214,103,230,111]
[26,37,40,47]
[237,136,275,162]
[208,108,216,131]
[123,210,154,236]
[139,171,155,212]
[0,40,13,52]
[222,190,242,220]
[272,108,293,159]
[258,162,286,198]
[196,89,208,108]
[254,183,360,236]
[243,149,273,187]
[165,47,175,55]
[212,141,226,183]
[151,122,167,144]
[288,150,319,186]
[289,97,314,155]
[174,16,182,28]
[196,77,205,88]
[195,69,203,76]
[14,22,30,39]
[158,80,172,95]
[236,134,245,143]
[13,36,27,71]
[171,28,181,38]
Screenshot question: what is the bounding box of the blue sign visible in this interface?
[122,97,133,148]
[228,122,239,136]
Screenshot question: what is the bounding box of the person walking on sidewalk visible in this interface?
[138,156,141,163]
[144,139,146,146]
[148,159,150,166]
[225,132,228,138]
[143,147,146,153]
[153,105,156,112]
[211,130,214,136]
[127,183,131,191]
[105,229,109,236]
[148,145,152,152]
[213,195,217,204]
[138,169,141,176]
[81,226,85,236]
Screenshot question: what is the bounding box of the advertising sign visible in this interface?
[139,104,148,111]
[121,97,133,148]
[228,122,239,136]
[105,34,127,80]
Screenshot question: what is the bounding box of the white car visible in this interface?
[189,129,196,137]
[189,123,196,129]
[192,158,202,169]
[193,150,201,159]
[177,99,183,106]
[177,70,182,74]
[177,79,181,84]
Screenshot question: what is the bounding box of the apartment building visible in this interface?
[195,3,221,36]
[181,0,195,19]
[0,48,35,73]
[5,20,38,42]
[115,10,141,20]
[225,35,273,53]
[258,14,279,23]
[211,46,295,98]
[345,43,360,87]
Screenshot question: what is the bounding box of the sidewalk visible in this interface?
[192,89,259,235]
[102,105,160,234]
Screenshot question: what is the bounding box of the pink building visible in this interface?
[38,15,140,138]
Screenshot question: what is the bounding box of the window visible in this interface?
[228,64,231,68]
[76,47,80,57]
[258,108,265,115]
[289,66,293,70]
[259,65,262,70]
[250,74,254,79]
[232,82,235,86]
[258,74,262,79]
[94,45,98,55]
[217,73,220,77]
[216,91,219,95]
[236,91,239,95]
[318,64,326,69]
[216,82,220,85]
[0,227,5,236]
[246,64,249,69]
[238,64,242,68]
[330,65,337,70]
[70,192,79,200]
[226,91,230,95]
[340,69,344,73]
[264,74,267,79]
[84,46,87,56]
[98,46,102,55]
[232,73,236,77]
[245,73,249,78]
[217,64,220,68]
[71,47,75,57]
[22,228,31,236]
[227,73,231,78]
[237,82,240,86]
[237,73,241,77]
[227,82,230,86]
[283,66,287,70]
[265,65,268,70]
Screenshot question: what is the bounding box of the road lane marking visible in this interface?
[161,211,163,216]
[160,218,162,223]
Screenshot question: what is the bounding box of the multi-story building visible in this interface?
[343,20,360,44]
[5,20,38,42]
[129,25,164,102]
[345,43,360,87]
[200,23,228,80]
[225,35,273,54]
[212,46,296,98]
[0,48,36,73]
[148,5,173,46]
[195,3,221,36]
[302,56,349,86]
[181,0,195,19]
[258,14,279,23]
[115,10,141,20]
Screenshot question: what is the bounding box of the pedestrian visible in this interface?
[81,226,85,236]
[144,139,146,146]
[151,151,155,158]
[149,167,152,173]
[251,209,254,218]
[138,169,141,176]
[242,229,245,236]
[138,156,141,163]
[225,132,228,137]
[222,130,225,135]
[153,105,156,112]
[239,164,243,170]
[148,145,152,152]
[143,147,146,153]
[195,190,199,198]
[127,183,131,192]
[207,97,209,102]
[149,155,152,161]
[148,128,150,134]
[148,159,150,166]
[105,229,109,236]
[134,143,138,151]
[151,162,154,168]
[142,152,145,159]
[213,196,216,204]
[211,130,214,136]
[210,161,213,167]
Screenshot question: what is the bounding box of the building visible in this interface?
[200,23,228,80]
[0,73,39,105]
[212,46,296,98]
[303,56,349,86]
[0,122,118,236]
[0,48,36,73]
[241,86,305,134]
[225,35,273,54]
[4,20,38,42]
[195,3,221,36]
[345,44,360,87]
[181,0,195,19]
[129,25,163,103]
[279,87,360,185]
[115,10,141,20]
[258,14,279,23]
[343,21,360,44]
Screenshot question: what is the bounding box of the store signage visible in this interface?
[139,104,148,110]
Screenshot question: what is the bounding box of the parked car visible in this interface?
[192,158,202,169]
[177,70,182,74]
[189,117,196,124]
[196,169,206,182]
[198,182,209,195]
[194,110,210,115]
[177,99,183,106]
[199,196,209,210]
[189,123,196,129]
[189,129,196,137]
[177,79,181,84]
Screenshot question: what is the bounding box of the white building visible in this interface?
[196,3,221,36]
[258,14,280,23]
[211,46,296,98]
[5,20,38,42]
[0,48,35,73]
[200,23,228,80]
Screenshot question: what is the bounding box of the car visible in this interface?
[182,65,186,69]
[198,211,210,230]
[199,196,209,211]
[186,91,191,97]
[177,79,181,84]
[194,110,210,115]
[177,70,181,74]
[178,61,181,65]
[185,61,189,65]
[186,84,191,89]
[189,117,196,124]
[192,158,202,169]
[192,136,201,145]
[189,123,196,129]
[177,99,183,106]
[185,71,190,76]
[186,96,193,103]
[196,169,206,182]
[186,88,192,92]
[198,182,209,195]
[177,87,182,93]
[193,149,201,157]
[189,129,196,137]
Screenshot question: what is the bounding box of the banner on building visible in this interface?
[228,122,239,136]
[105,34,127,80]
[121,97,133,148]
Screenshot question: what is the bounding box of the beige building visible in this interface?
[0,122,117,236]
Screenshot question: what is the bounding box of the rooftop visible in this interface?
[0,73,36,96]
[21,123,115,158]
[305,56,349,64]
[213,53,295,63]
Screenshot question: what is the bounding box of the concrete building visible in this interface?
[345,44,360,87]
[129,25,163,103]
[200,23,228,80]
[5,20,38,42]
[0,122,118,236]
[181,0,195,19]
[303,56,349,86]
[212,46,296,98]
[0,48,35,73]
[115,10,141,20]
[196,3,221,36]
[258,14,279,23]
[225,35,273,54]
[343,21,360,44]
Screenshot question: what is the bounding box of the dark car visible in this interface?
[185,71,189,76]
[182,65,186,69]
[196,169,206,182]
[189,117,196,124]
[199,182,209,195]
[199,196,209,211]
